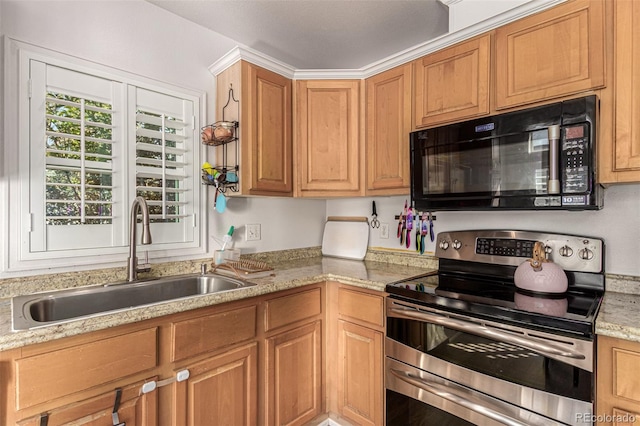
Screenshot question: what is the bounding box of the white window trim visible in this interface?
[2,38,209,277]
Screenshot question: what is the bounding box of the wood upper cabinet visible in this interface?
[294,79,363,197]
[414,34,491,128]
[171,343,258,426]
[599,0,640,183]
[494,0,605,110]
[597,335,640,425]
[365,63,412,195]
[216,60,293,196]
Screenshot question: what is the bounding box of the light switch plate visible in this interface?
[246,223,261,241]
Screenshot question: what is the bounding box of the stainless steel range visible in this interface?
[385,230,604,426]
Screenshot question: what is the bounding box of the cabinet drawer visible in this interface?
[264,287,322,332]
[172,304,257,362]
[338,288,384,329]
[16,328,158,410]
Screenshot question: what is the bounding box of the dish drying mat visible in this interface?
[211,259,274,279]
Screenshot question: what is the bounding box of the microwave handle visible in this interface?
[548,125,561,194]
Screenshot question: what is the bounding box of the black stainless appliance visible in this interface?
[385,230,604,426]
[410,95,603,210]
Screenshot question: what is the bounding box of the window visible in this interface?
[5,41,205,273]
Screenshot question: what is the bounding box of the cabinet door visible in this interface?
[337,320,383,426]
[597,335,640,425]
[295,80,362,197]
[495,0,605,109]
[243,62,293,195]
[172,343,258,426]
[18,380,157,426]
[414,34,490,128]
[265,321,322,425]
[365,64,412,195]
[603,0,640,182]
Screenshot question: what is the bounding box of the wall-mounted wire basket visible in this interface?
[201,86,239,146]
[201,120,238,146]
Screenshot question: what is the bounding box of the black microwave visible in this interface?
[410,95,603,211]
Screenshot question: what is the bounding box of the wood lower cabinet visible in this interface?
[17,379,157,426]
[263,285,324,425]
[2,325,160,425]
[2,282,387,426]
[413,34,491,128]
[365,63,412,195]
[597,335,640,426]
[215,60,293,196]
[328,284,385,426]
[599,0,640,183]
[337,320,383,426]
[171,343,258,426]
[494,0,605,110]
[294,79,363,197]
[265,321,323,425]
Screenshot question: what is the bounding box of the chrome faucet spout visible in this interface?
[127,196,152,282]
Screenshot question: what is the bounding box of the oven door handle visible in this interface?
[390,307,586,360]
[390,368,540,426]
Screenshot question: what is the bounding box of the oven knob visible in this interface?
[452,240,462,250]
[439,240,450,250]
[559,245,574,257]
[578,247,594,260]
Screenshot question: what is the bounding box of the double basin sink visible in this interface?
[12,273,256,331]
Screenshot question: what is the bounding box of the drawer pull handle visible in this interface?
[141,369,190,394]
[112,387,125,426]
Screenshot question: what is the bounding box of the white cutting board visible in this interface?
[321,216,369,260]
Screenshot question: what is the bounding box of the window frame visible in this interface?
[2,38,208,275]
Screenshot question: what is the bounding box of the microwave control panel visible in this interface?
[561,123,589,194]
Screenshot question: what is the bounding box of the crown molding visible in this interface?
[209,0,566,80]
[208,45,296,79]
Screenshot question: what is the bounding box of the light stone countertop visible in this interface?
[0,252,437,351]
[596,274,640,343]
[2,246,640,349]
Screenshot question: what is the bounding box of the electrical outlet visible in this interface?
[246,223,261,241]
[380,223,389,239]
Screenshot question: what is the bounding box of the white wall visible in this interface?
[0,0,328,274]
[327,184,640,276]
[2,0,639,279]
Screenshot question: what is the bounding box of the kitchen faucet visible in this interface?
[127,196,152,282]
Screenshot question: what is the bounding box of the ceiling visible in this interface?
[146,0,450,70]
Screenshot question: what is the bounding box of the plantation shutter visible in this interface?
[132,87,196,244]
[29,62,125,252]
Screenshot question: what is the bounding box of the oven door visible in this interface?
[386,357,566,426]
[386,298,594,426]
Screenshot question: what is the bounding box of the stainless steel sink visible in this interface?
[12,274,255,330]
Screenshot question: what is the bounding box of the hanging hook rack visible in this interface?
[201,84,240,194]
[221,84,239,121]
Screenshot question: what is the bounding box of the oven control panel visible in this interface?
[475,238,537,258]
[436,230,603,273]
